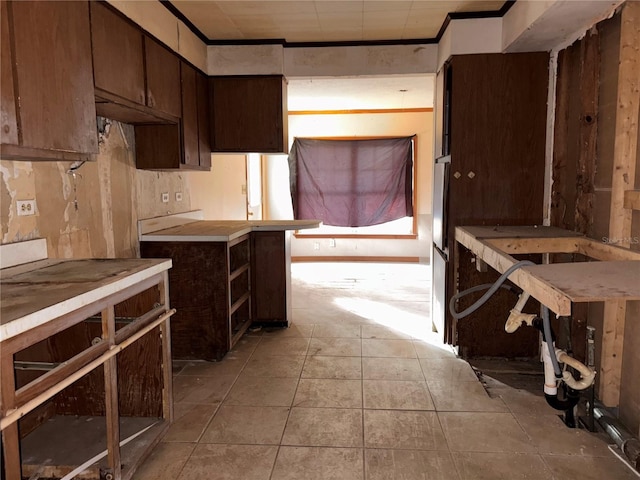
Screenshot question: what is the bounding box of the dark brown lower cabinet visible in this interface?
[141,236,252,360]
[141,232,290,360]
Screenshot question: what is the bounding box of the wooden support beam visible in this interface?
[486,237,582,255]
[103,306,122,480]
[609,2,640,248]
[159,272,173,423]
[623,189,640,210]
[455,228,572,315]
[577,239,640,261]
[601,300,628,406]
[575,28,600,235]
[600,1,640,407]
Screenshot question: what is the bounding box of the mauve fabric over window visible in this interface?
[288,137,414,227]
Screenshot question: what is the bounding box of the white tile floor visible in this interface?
[134,262,636,480]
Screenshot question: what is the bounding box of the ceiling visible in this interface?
[169,0,508,44]
[287,75,434,110]
[167,1,507,110]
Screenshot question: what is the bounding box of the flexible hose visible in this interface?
[449,260,536,319]
[448,259,563,379]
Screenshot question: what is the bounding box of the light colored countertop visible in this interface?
[0,258,172,341]
[140,219,321,242]
[456,225,640,315]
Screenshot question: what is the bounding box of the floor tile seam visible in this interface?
[173,442,200,480]
[510,408,546,456]
[176,354,252,378]
[194,336,265,443]
[360,321,366,479]
[361,341,365,454]
[362,406,436,411]
[190,356,250,444]
[274,350,306,450]
[540,452,618,458]
[433,408,514,414]
[363,443,452,452]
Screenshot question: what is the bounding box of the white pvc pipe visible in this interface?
[557,350,596,390]
[542,341,558,395]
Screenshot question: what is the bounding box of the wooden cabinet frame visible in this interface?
[0,269,174,480]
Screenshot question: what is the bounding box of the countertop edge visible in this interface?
[0,259,172,342]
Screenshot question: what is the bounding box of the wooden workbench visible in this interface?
[1,257,174,480]
[455,225,640,407]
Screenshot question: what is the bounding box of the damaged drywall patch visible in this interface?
[0,160,39,244]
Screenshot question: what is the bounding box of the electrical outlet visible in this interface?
[175,192,183,202]
[17,199,36,216]
[313,242,320,251]
[329,238,336,248]
[161,192,169,203]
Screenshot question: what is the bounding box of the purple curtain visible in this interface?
[288,137,414,227]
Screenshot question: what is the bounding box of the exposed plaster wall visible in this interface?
[436,18,503,71]
[503,0,623,53]
[1,121,192,259]
[284,44,438,77]
[208,45,284,75]
[186,154,247,220]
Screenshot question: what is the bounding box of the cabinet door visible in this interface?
[145,36,181,119]
[0,0,17,146]
[210,76,287,153]
[197,71,212,168]
[181,63,199,167]
[90,2,145,106]
[10,0,97,154]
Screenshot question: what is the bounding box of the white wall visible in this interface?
[187,154,247,220]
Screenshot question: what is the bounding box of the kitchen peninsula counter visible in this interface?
[139,214,320,360]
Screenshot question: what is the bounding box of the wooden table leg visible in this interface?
[159,272,173,422]
[1,352,21,479]
[102,306,121,480]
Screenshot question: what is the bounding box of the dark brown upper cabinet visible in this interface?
[210,75,288,154]
[135,62,211,171]
[197,72,212,169]
[90,1,145,107]
[1,0,98,161]
[144,36,182,119]
[90,2,180,124]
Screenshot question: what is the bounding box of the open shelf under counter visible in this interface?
[139,214,321,360]
[0,257,174,480]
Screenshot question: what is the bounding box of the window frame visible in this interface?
[293,135,418,239]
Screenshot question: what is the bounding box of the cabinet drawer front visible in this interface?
[91,2,145,106]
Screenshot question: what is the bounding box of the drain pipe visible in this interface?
[593,404,640,473]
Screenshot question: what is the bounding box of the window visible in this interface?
[289,136,415,237]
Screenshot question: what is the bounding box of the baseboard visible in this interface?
[291,256,420,263]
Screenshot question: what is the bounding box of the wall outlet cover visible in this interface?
[161,192,169,203]
[175,192,183,202]
[16,200,36,216]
